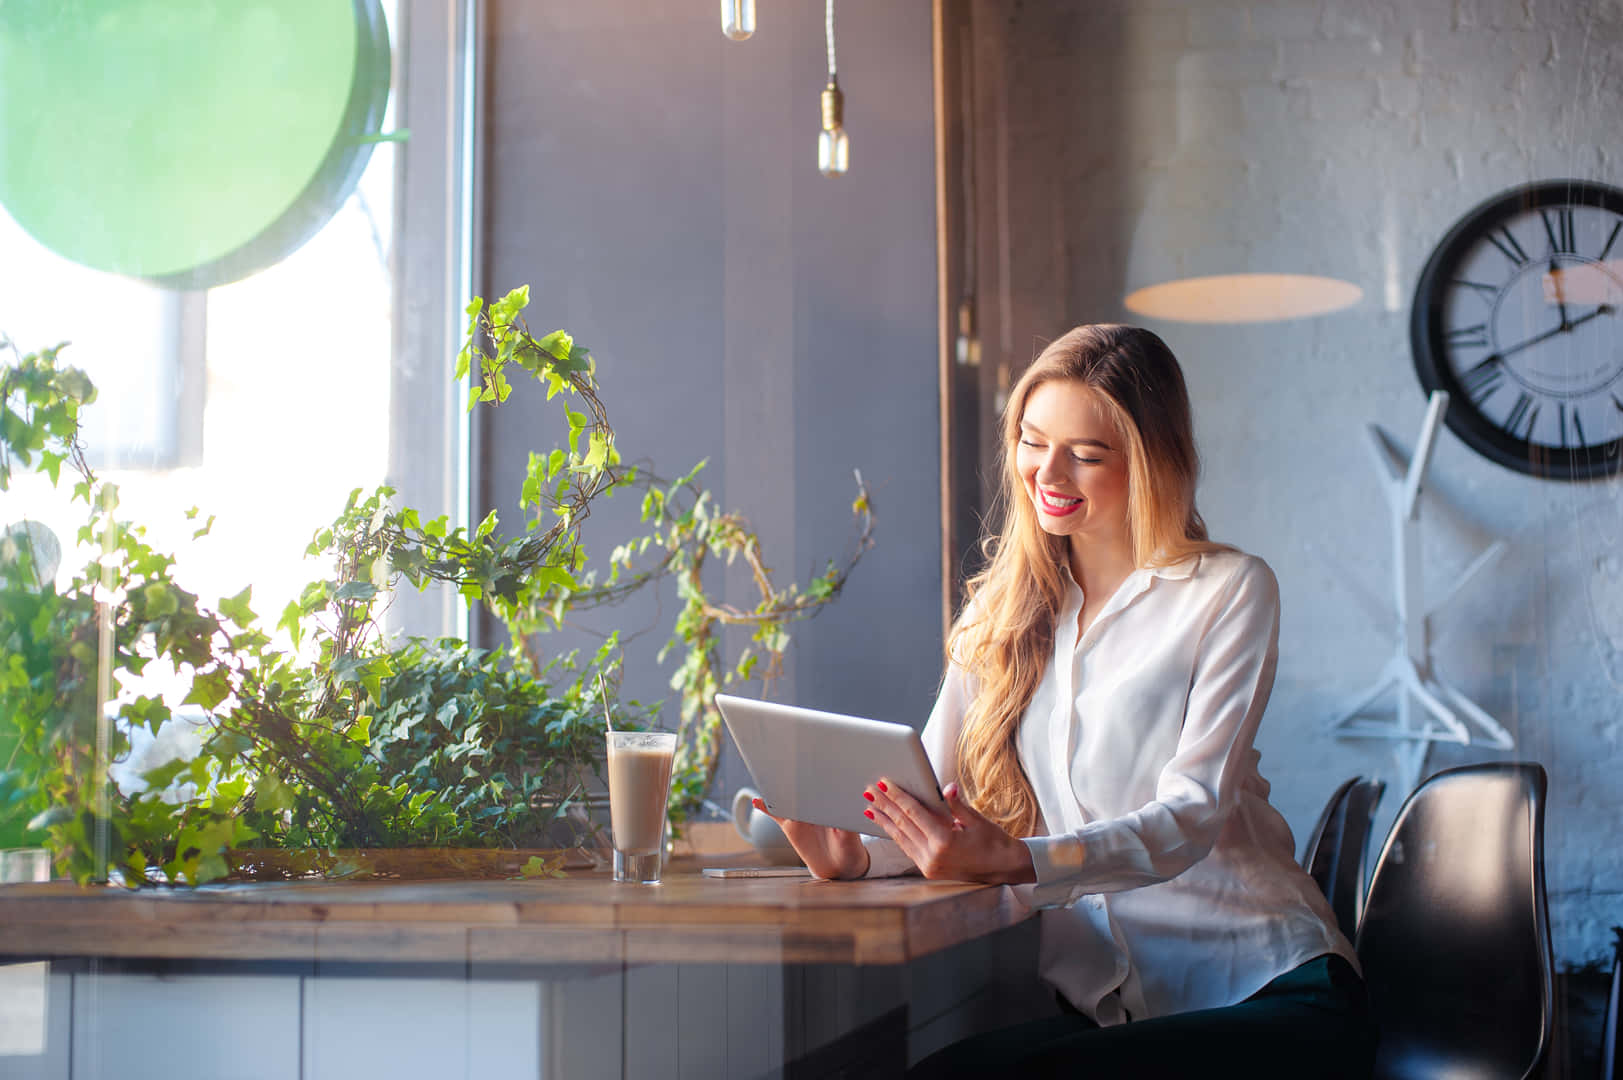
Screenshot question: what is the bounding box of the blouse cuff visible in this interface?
[1022,834,1088,909]
[860,834,917,878]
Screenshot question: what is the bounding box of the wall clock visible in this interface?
[1410,178,1623,480]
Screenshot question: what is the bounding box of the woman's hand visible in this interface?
[865,779,1037,885]
[752,798,871,880]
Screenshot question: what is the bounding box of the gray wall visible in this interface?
[968,0,1623,968]
[476,2,940,805]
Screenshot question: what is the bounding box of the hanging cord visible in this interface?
[825,0,837,79]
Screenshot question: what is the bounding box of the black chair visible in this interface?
[1355,762,1554,1080]
[1604,926,1621,1080]
[1301,775,1385,941]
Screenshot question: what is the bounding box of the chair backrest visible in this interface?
[1355,763,1554,1080]
[1301,775,1385,941]
[1604,928,1621,1080]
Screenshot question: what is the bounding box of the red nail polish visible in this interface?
[863,791,875,802]
[864,809,875,820]
[877,780,888,792]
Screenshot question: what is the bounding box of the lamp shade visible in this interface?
[1126,273,1364,324]
[1122,170,1363,324]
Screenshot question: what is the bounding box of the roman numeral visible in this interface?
[1572,409,1588,448]
[1453,279,1500,302]
[1558,404,1568,448]
[1505,393,1539,441]
[1600,221,1622,263]
[1541,207,1576,254]
[1487,226,1529,267]
[1460,356,1505,403]
[1446,324,1490,350]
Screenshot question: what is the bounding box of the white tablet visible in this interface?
[715,693,946,838]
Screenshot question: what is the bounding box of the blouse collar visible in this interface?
[1060,551,1202,592]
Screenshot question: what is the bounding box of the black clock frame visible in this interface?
[1410,178,1623,481]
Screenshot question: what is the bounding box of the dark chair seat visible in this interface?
[1355,762,1554,1080]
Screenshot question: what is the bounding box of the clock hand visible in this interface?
[1484,303,1616,365]
[1549,259,1570,325]
[1564,302,1616,332]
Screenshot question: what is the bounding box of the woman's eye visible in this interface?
[1072,455,1102,465]
[1019,439,1043,449]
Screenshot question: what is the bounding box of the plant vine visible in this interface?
[0,288,873,883]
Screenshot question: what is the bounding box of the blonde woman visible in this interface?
[760,326,1375,1078]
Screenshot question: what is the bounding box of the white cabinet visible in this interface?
[70,974,300,1080]
[0,962,70,1080]
[303,976,540,1080]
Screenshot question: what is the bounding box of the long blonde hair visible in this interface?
[950,325,1225,836]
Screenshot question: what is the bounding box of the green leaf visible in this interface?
[565,408,587,453]
[256,773,295,815]
[141,757,193,791]
[490,285,531,327]
[142,583,180,618]
[208,731,254,759]
[219,586,255,627]
[54,368,94,402]
[537,329,574,362]
[330,654,367,684]
[334,581,380,603]
[27,806,73,831]
[582,430,614,470]
[183,668,233,712]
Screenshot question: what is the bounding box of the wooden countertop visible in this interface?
[0,856,1031,968]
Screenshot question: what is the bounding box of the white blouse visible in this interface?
[863,550,1356,1025]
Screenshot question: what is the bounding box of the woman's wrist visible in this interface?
[843,845,872,879]
[1000,837,1037,885]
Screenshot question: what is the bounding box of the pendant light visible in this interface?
[721,0,755,41]
[818,0,848,176]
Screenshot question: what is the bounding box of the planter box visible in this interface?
[222,846,601,882]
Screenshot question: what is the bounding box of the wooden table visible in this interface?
[0,855,1028,968]
[0,857,1043,1080]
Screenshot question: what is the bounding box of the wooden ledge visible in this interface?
[0,856,1030,967]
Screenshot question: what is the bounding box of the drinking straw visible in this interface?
[598,671,614,733]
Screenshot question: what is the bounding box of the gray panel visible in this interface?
[477,0,942,811]
[789,0,942,730]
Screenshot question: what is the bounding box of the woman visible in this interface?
[760,326,1375,1078]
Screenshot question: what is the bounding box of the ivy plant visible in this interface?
[0,288,872,884]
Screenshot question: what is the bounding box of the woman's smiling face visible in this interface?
[1015,379,1131,549]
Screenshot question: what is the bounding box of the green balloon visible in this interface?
[0,0,390,288]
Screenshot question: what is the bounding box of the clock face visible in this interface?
[1411,179,1623,480]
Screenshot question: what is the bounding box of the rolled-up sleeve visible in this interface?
[1022,557,1280,908]
[862,657,973,878]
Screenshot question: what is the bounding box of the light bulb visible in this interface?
[818,128,849,176]
[721,0,755,40]
[818,79,848,176]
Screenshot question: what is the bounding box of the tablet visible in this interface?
[714,693,946,838]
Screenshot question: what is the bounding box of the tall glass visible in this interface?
[605,731,677,884]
